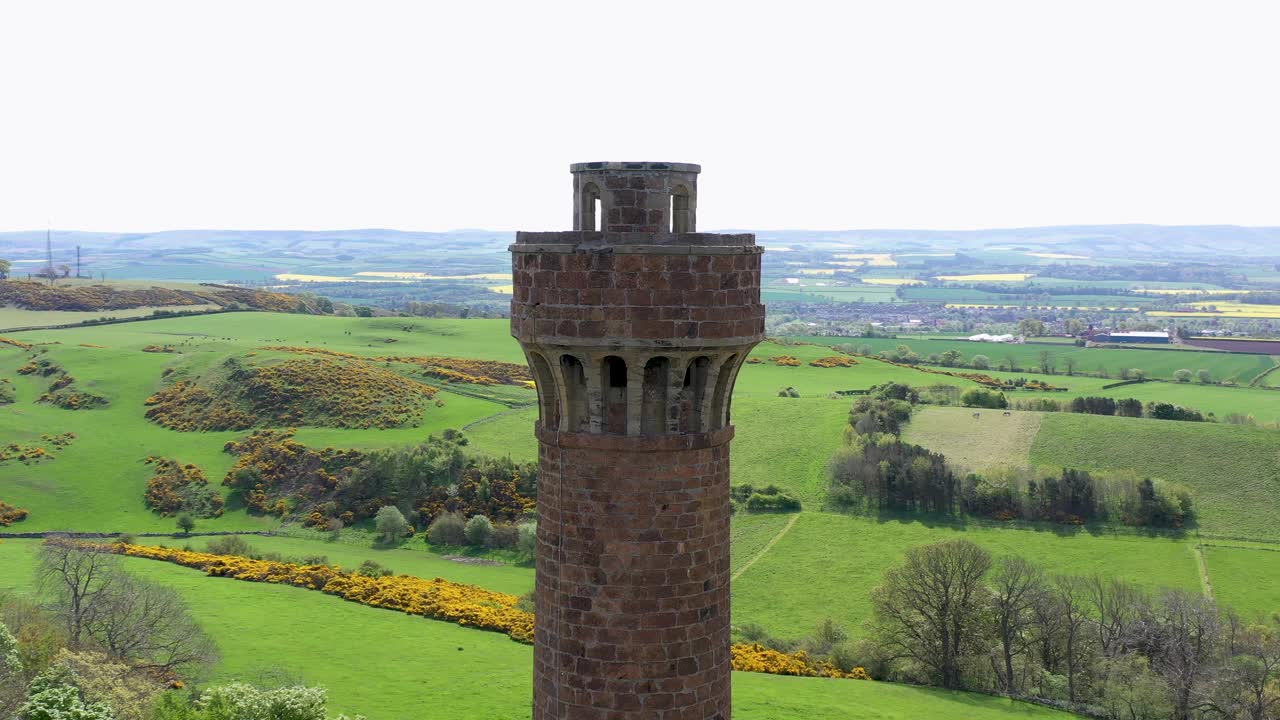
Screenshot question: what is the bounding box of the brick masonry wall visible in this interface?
[512,250,765,345]
[533,426,734,720]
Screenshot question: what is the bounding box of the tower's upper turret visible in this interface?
[571,161,699,234]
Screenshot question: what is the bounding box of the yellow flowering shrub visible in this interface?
[143,457,224,518]
[768,356,801,366]
[731,643,870,680]
[1,433,75,465]
[0,336,34,350]
[809,356,859,368]
[256,347,533,386]
[0,500,29,526]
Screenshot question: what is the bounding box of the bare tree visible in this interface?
[37,539,218,674]
[987,555,1044,694]
[870,540,992,689]
[87,573,219,673]
[1145,590,1222,720]
[1086,575,1148,659]
[37,538,119,647]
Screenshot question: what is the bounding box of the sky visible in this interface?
[1,0,1278,233]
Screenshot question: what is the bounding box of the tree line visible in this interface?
[863,539,1278,720]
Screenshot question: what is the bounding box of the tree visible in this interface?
[1038,350,1055,375]
[37,539,119,647]
[1204,621,1280,720]
[1147,590,1222,720]
[464,515,493,547]
[175,513,195,534]
[85,574,218,673]
[374,505,409,543]
[1018,318,1046,337]
[1085,575,1147,659]
[1174,369,1193,383]
[1063,357,1076,376]
[987,555,1044,693]
[970,354,991,370]
[870,540,992,689]
[939,349,963,367]
[17,663,116,720]
[1049,575,1093,703]
[0,621,22,713]
[0,258,10,280]
[1096,654,1172,720]
[1196,369,1213,384]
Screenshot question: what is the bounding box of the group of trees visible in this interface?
[829,385,1194,527]
[866,540,1279,720]
[1010,396,1209,423]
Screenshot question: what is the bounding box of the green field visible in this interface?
[1030,414,1280,541]
[730,512,1201,638]
[0,539,1077,720]
[1201,544,1280,618]
[789,335,1278,384]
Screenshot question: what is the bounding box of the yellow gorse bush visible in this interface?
[730,643,870,680]
[809,356,859,368]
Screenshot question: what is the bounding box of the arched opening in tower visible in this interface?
[559,354,590,432]
[641,356,670,435]
[601,355,628,434]
[527,351,560,430]
[581,182,601,232]
[679,356,712,433]
[710,353,739,429]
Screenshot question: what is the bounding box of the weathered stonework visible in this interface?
[513,162,764,719]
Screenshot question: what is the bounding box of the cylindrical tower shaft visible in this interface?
[512,162,764,720]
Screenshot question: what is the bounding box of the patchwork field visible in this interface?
[3,310,1279,719]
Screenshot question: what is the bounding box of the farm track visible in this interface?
[1192,544,1214,600]
[731,512,800,583]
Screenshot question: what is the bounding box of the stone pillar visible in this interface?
[512,161,764,720]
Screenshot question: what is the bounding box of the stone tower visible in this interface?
[511,162,765,719]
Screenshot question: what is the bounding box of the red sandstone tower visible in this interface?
[511,162,765,719]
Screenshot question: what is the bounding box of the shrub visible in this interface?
[745,491,801,512]
[1174,368,1192,383]
[464,515,494,547]
[516,521,537,555]
[970,354,991,370]
[1196,369,1213,384]
[175,513,196,534]
[776,386,800,398]
[356,560,394,578]
[487,522,520,549]
[374,505,410,543]
[204,536,254,557]
[959,388,1007,409]
[0,501,30,526]
[427,512,467,546]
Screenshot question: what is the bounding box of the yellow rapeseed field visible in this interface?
[934,273,1036,282]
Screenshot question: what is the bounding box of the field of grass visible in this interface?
[1201,544,1280,619]
[0,539,1077,720]
[1030,414,1280,541]
[788,335,1275,383]
[730,512,1201,638]
[902,407,1042,473]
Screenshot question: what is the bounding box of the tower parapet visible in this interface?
[513,162,763,720]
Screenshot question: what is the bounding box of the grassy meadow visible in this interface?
[3,310,1279,718]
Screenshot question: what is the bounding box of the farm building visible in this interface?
[967,333,1020,343]
[1096,330,1170,344]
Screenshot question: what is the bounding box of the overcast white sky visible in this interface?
[1,0,1278,233]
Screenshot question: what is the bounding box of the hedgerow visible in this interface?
[143,457,225,518]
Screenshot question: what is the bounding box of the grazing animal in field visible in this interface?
[1003,411,1012,416]
[972,412,981,419]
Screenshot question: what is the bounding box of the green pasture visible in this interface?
[1201,544,1280,619]
[1031,414,1280,541]
[0,539,1077,720]
[730,511,1202,638]
[787,335,1277,384]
